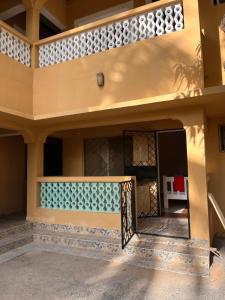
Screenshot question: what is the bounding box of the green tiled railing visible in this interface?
[40,182,121,213]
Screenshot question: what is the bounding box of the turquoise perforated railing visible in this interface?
[40,182,121,213]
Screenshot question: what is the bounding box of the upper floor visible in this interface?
[0,0,225,121]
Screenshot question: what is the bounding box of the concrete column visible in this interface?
[26,7,40,41]
[26,141,44,219]
[182,113,210,242]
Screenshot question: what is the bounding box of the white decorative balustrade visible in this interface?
[0,26,31,67]
[38,3,184,68]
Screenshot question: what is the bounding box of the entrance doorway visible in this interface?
[0,131,27,229]
[124,129,190,239]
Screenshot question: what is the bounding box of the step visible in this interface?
[33,229,210,276]
[0,221,33,240]
[0,221,33,256]
[32,222,120,239]
[0,232,33,255]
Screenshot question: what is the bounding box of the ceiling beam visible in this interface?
[0,4,25,21]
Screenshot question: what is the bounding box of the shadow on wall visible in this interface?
[186,124,205,148]
[174,43,203,94]
[96,38,205,107]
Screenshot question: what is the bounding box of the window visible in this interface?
[220,125,225,151]
[214,0,225,5]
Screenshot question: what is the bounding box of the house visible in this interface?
[0,0,225,275]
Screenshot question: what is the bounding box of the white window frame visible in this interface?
[74,1,133,28]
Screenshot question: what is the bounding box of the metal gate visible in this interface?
[121,180,136,249]
[123,131,160,219]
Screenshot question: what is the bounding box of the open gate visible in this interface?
[123,130,160,221]
[121,130,160,248]
[121,180,136,249]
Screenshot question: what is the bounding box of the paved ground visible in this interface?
[0,240,225,300]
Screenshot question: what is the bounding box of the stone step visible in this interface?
[0,221,33,256]
[32,222,120,239]
[33,230,210,276]
[0,221,33,240]
[0,232,33,255]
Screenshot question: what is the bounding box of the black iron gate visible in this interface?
[121,180,136,249]
[123,131,160,218]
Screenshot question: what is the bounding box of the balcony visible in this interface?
[35,1,184,68]
[0,0,204,120]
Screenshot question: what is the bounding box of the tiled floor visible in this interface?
[137,217,189,238]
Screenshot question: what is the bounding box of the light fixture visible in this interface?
[96,72,105,87]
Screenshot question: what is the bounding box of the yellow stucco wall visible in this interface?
[0,136,26,216]
[0,54,33,117]
[27,209,121,230]
[199,0,225,87]
[206,117,225,236]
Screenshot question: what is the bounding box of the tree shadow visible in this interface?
[173,42,204,101]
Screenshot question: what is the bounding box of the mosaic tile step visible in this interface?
[134,234,209,248]
[33,230,210,276]
[32,222,121,239]
[130,235,209,257]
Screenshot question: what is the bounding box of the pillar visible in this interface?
[26,7,40,42]
[26,141,44,220]
[181,110,210,242]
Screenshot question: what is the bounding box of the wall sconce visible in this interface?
[97,72,105,87]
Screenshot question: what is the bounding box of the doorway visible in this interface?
[44,137,63,176]
[124,129,190,239]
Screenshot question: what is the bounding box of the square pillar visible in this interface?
[26,7,40,41]
[184,121,210,242]
[26,141,44,219]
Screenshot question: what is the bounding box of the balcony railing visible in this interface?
[36,0,184,68]
[0,21,31,67]
[37,177,135,213]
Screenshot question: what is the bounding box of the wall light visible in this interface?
[97,72,105,87]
